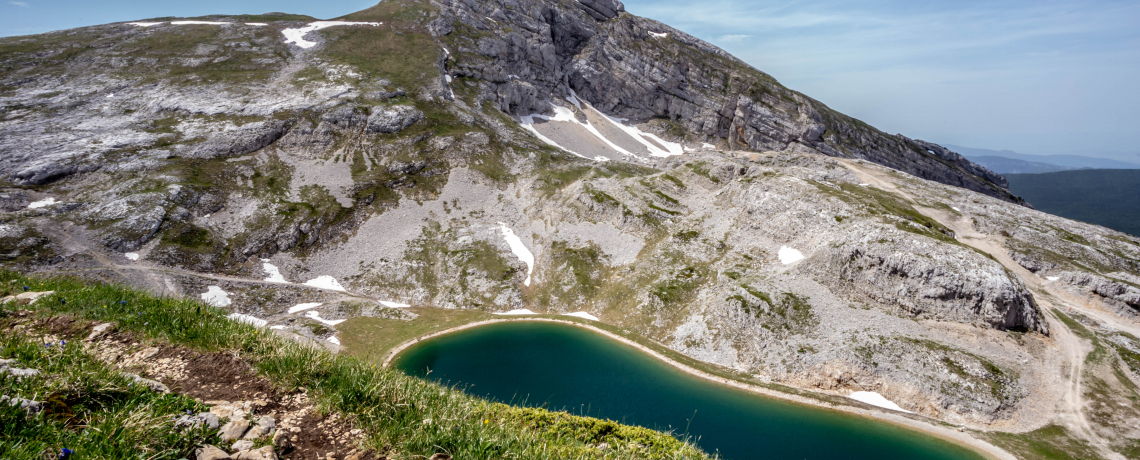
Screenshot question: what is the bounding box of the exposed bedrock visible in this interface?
[432,0,1018,202]
[813,239,1047,333]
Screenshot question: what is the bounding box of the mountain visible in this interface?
[946,144,1140,171]
[969,156,1073,174]
[1,1,1139,459]
[1007,169,1140,237]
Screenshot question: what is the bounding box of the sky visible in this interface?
[2,0,1138,161]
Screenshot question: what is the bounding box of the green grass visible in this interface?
[338,307,492,363]
[981,425,1099,460]
[0,270,709,459]
[0,330,218,459]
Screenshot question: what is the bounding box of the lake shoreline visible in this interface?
[381,317,1016,460]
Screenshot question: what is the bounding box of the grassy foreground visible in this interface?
[0,270,710,460]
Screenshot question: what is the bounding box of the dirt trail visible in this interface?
[838,159,1128,459]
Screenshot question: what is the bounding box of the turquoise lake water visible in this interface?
[393,321,986,460]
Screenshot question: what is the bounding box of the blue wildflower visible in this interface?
[22,286,29,291]
[120,300,127,305]
[60,340,66,346]
[60,299,65,305]
[59,448,73,459]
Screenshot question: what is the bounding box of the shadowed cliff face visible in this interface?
[431,0,1018,202]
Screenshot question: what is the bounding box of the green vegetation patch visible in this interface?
[982,425,1099,460]
[813,181,958,243]
[0,330,218,459]
[321,0,439,89]
[0,270,709,460]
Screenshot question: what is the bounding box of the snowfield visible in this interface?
[200,286,231,307]
[282,21,381,49]
[304,275,346,292]
[778,246,805,265]
[227,313,268,328]
[848,391,912,413]
[498,223,535,286]
[262,260,287,283]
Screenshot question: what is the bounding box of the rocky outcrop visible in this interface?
[817,239,1046,332]
[1060,271,1140,314]
[431,0,1019,202]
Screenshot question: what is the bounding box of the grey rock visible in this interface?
[1,367,41,379]
[231,440,255,452]
[1060,271,1140,311]
[232,446,277,460]
[219,419,250,441]
[195,444,231,460]
[1,395,43,414]
[244,415,276,439]
[366,105,424,134]
[174,412,221,431]
[123,373,169,392]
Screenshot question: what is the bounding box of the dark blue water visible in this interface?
[393,322,985,460]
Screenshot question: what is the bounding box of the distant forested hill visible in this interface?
[1007,169,1140,237]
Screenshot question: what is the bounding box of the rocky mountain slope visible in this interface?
[1,1,1138,459]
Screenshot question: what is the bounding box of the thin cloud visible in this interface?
[8,1,29,7]
[717,34,752,42]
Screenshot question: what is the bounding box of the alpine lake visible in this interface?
[391,321,988,460]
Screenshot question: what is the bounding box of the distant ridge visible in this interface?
[945,144,1140,171]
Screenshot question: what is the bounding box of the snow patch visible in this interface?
[27,197,56,209]
[498,223,535,286]
[563,311,599,321]
[493,309,537,315]
[702,142,716,150]
[262,260,287,283]
[288,302,323,314]
[200,286,231,307]
[596,112,684,157]
[127,22,162,27]
[227,313,268,328]
[304,276,346,292]
[282,21,381,49]
[649,31,668,39]
[1046,276,1060,282]
[379,300,411,308]
[170,21,233,25]
[328,336,341,345]
[270,325,287,330]
[951,206,962,212]
[246,23,268,26]
[306,310,345,326]
[778,246,805,265]
[849,391,912,413]
[124,253,140,261]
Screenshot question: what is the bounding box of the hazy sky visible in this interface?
[2,0,1138,160]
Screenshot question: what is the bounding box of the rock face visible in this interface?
[431,0,1018,202]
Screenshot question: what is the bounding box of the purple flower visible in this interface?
[60,340,66,346]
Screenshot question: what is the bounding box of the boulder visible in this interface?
[365,105,423,134]
[194,445,231,460]
[219,419,250,441]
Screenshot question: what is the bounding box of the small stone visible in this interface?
[1,367,40,379]
[231,440,254,452]
[219,419,250,441]
[123,373,168,392]
[0,358,15,368]
[1,395,43,414]
[232,446,277,460]
[194,444,231,460]
[86,323,113,341]
[14,291,54,304]
[199,412,221,430]
[345,452,366,460]
[429,454,452,460]
[244,415,276,439]
[272,430,290,448]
